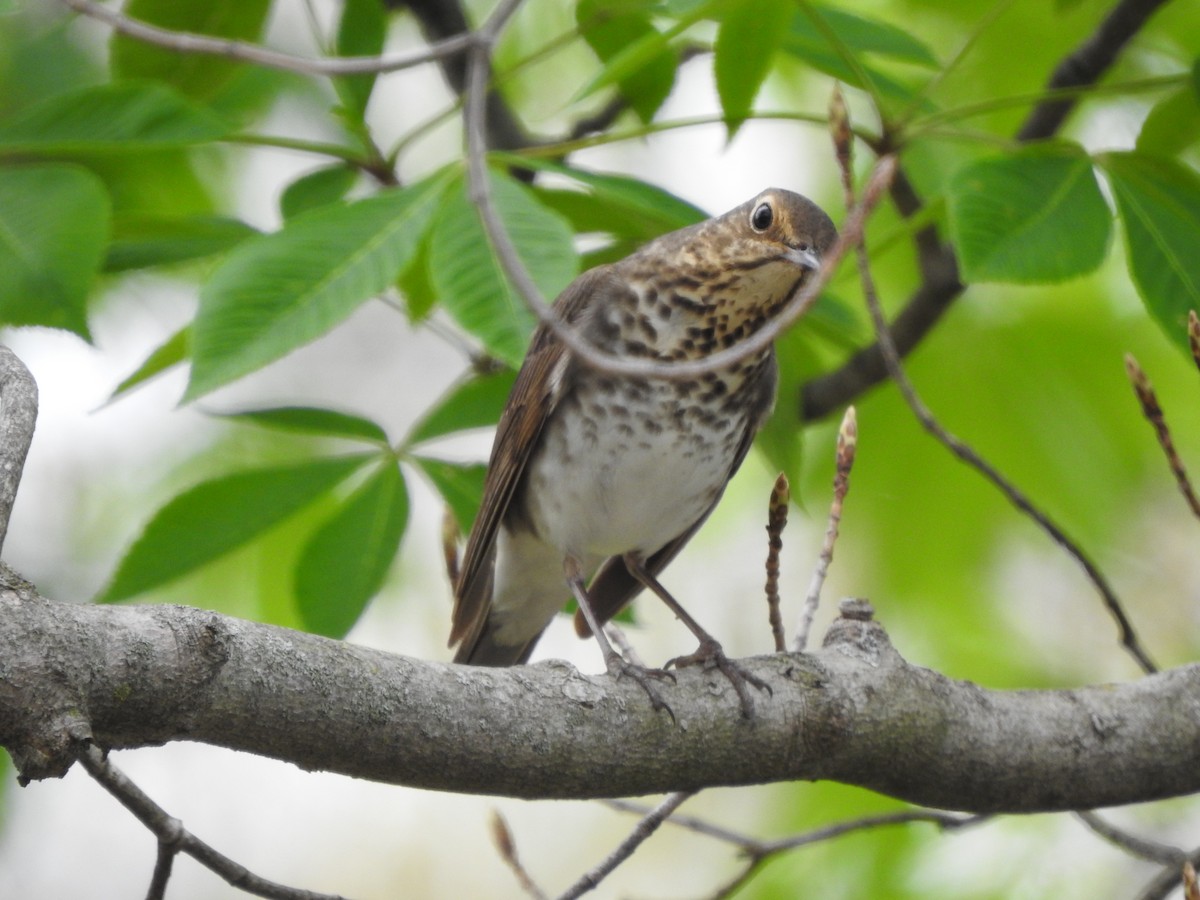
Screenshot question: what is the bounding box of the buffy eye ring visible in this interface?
[750,202,773,232]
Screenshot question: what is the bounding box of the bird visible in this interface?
[448,187,837,717]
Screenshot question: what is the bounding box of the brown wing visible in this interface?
[449,266,618,653]
[575,350,778,636]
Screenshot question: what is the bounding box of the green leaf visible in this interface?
[280,165,360,221]
[575,0,722,104]
[334,0,388,120]
[294,462,408,637]
[947,144,1111,283]
[109,326,190,402]
[222,406,390,444]
[429,170,577,367]
[509,157,707,240]
[110,0,271,105]
[186,173,448,400]
[406,368,518,447]
[1136,86,1200,157]
[413,457,488,532]
[99,454,374,603]
[781,5,937,108]
[396,231,438,321]
[577,0,677,122]
[714,0,792,136]
[1102,151,1200,348]
[0,82,229,154]
[106,214,258,271]
[0,164,108,337]
[793,4,938,69]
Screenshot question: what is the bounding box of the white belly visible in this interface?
[521,379,748,560]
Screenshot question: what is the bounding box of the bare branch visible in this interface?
[558,792,693,900]
[74,738,345,900]
[706,808,984,900]
[59,0,476,76]
[1016,0,1173,140]
[1074,811,1186,866]
[0,346,37,555]
[1139,854,1200,900]
[846,152,1157,675]
[794,407,857,652]
[801,0,1171,421]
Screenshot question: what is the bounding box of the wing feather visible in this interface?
[449,266,619,654]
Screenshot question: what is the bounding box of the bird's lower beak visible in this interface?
[786,246,822,272]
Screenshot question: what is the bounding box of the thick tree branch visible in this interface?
[3,580,1197,812]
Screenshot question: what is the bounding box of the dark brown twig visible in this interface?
[491,811,549,900]
[1125,352,1200,520]
[794,406,858,652]
[73,735,344,900]
[1015,0,1173,141]
[851,194,1157,675]
[765,473,790,653]
[801,0,1171,422]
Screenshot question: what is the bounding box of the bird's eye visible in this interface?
[750,202,773,232]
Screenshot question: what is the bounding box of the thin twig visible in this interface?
[558,792,694,900]
[859,240,1156,674]
[794,406,857,653]
[59,0,476,76]
[1139,852,1200,900]
[491,811,549,900]
[765,473,790,653]
[1125,353,1200,520]
[801,0,1171,423]
[73,736,345,900]
[1074,811,1186,866]
[0,346,37,556]
[706,810,985,900]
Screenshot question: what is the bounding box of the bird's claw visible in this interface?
[605,656,677,722]
[666,639,771,719]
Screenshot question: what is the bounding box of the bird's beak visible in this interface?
[785,245,822,272]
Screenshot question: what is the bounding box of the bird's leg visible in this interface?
[564,555,675,719]
[622,553,771,719]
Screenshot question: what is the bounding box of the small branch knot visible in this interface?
[837,597,875,621]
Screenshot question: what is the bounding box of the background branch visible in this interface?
[799,0,1171,421]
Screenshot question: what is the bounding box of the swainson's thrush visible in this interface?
[449,188,837,716]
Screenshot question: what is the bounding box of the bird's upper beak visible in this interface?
[785,244,822,272]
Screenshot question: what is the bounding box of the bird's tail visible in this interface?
[453,615,541,666]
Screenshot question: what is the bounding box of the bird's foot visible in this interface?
[666,639,771,719]
[605,655,677,722]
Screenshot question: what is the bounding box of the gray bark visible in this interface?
[2,572,1196,812]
